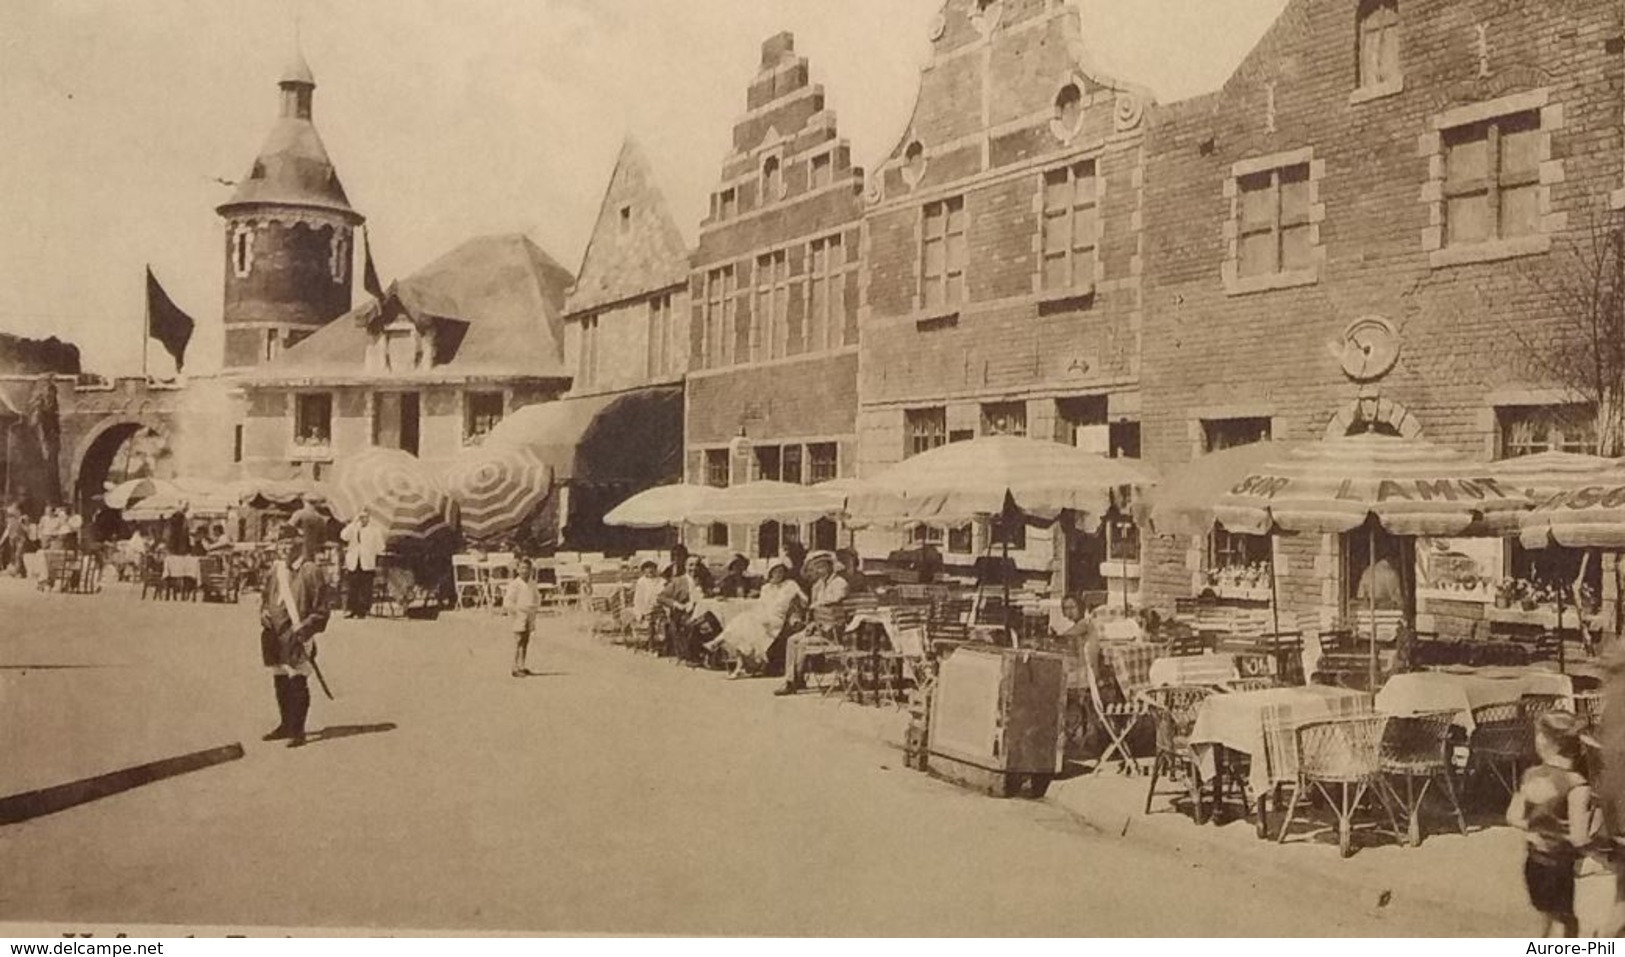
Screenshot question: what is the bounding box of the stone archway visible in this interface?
[70,418,167,515]
[1323,395,1424,440]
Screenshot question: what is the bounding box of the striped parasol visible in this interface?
[602,484,724,529]
[443,444,554,542]
[327,447,450,541]
[1519,481,1625,549]
[1211,432,1530,537]
[1487,451,1625,539]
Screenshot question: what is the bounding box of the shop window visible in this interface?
[808,443,838,484]
[947,524,973,554]
[911,525,944,548]
[1105,516,1139,562]
[905,407,947,458]
[950,429,975,444]
[1202,417,1272,453]
[1040,160,1098,294]
[921,196,966,311]
[1498,404,1599,457]
[811,517,838,552]
[1443,111,1541,247]
[705,448,730,488]
[981,401,1027,437]
[464,391,504,444]
[1356,0,1401,92]
[1237,164,1312,278]
[293,393,332,447]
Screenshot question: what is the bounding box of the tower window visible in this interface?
[619,205,632,234]
[329,231,350,284]
[231,226,254,278]
[250,161,266,180]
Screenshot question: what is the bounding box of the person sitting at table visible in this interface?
[773,551,850,695]
[204,524,233,553]
[716,553,752,599]
[705,558,806,679]
[657,555,705,659]
[836,548,869,595]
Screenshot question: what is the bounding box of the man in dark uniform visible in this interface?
[260,526,331,747]
[289,495,330,564]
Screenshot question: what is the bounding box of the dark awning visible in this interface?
[484,385,682,487]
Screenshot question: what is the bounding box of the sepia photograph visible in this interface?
[5,0,1625,940]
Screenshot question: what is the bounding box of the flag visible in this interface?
[145,267,195,373]
[362,226,385,301]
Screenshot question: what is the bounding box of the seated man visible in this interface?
[774,551,850,695]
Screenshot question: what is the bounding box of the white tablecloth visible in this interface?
[1148,653,1240,688]
[1376,669,1574,730]
[1190,685,1373,795]
[163,555,202,580]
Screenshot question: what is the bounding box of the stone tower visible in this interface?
[216,52,363,370]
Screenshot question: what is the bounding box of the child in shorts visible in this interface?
[504,558,539,677]
[1509,711,1594,938]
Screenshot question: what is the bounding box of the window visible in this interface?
[1105,516,1138,562]
[947,524,973,554]
[807,235,845,354]
[810,153,833,189]
[1110,421,1141,459]
[329,230,349,284]
[1237,164,1312,278]
[1212,529,1270,570]
[762,156,783,202]
[704,266,737,369]
[981,401,1026,437]
[990,515,1027,551]
[1053,83,1083,135]
[949,428,975,444]
[905,407,947,458]
[1056,396,1108,448]
[808,443,838,484]
[753,446,782,482]
[263,329,279,363]
[619,204,632,234]
[705,448,730,488]
[1498,404,1599,457]
[1041,161,1098,294]
[782,445,803,485]
[903,141,927,186]
[233,424,243,464]
[1356,0,1400,91]
[914,523,972,554]
[911,525,944,548]
[756,251,789,361]
[1203,417,1273,453]
[294,393,332,447]
[464,391,504,444]
[708,523,730,547]
[1443,111,1541,247]
[717,187,738,221]
[578,315,599,387]
[231,226,254,278]
[921,197,966,310]
[646,293,674,379]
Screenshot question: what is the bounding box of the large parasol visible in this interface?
[443,444,553,542]
[327,447,451,541]
[1213,432,1533,689]
[684,480,847,525]
[845,435,1156,527]
[602,484,724,529]
[1136,440,1302,538]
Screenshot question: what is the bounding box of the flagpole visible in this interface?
[142,266,150,381]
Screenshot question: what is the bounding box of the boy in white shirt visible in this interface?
[630,560,664,645]
[504,558,539,677]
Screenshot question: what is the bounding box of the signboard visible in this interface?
[1415,536,1503,603]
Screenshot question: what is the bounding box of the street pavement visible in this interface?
[0,580,1531,935]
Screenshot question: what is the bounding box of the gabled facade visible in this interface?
[683,32,867,559]
[1138,0,1625,630]
[856,0,1151,600]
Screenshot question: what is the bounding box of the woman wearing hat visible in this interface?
[705,557,805,678]
[774,550,848,695]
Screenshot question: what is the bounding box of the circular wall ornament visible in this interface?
[1336,315,1400,382]
[1113,92,1144,132]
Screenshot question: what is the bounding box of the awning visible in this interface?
[483,386,682,486]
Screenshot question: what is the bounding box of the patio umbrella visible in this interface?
[327,447,451,541]
[104,477,167,510]
[602,483,724,529]
[443,444,554,542]
[1213,432,1533,690]
[237,475,323,510]
[845,435,1157,526]
[122,478,238,521]
[684,481,847,525]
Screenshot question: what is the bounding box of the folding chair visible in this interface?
[484,553,516,609]
[1085,657,1144,775]
[451,554,486,609]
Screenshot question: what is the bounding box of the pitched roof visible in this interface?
[565,138,691,315]
[248,234,575,384]
[217,67,360,221]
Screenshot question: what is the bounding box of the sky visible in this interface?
[0,0,1289,378]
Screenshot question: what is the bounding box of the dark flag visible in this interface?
[145,267,195,373]
[362,226,385,301]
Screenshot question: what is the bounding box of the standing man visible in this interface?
[259,526,332,747]
[339,510,386,619]
[289,496,330,564]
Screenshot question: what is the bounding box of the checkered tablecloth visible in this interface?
[1376,669,1573,730]
[1103,642,1161,700]
[1190,685,1373,795]
[1148,653,1239,689]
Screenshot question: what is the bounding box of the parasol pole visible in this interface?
[1368,523,1379,694]
[1553,552,1566,674]
[1268,532,1282,677]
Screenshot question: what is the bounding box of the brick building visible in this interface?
[683,33,867,560]
[1137,0,1625,631]
[855,0,1151,601]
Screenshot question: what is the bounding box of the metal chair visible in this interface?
[1140,685,1214,815]
[1466,701,1526,797]
[1379,711,1467,846]
[1277,714,1402,857]
[450,554,485,609]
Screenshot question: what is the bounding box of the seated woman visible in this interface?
[774,551,850,694]
[715,553,753,598]
[703,558,806,679]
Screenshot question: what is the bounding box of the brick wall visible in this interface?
[221,216,353,344]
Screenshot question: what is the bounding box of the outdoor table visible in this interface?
[1100,642,1160,698]
[1376,668,1574,730]
[1148,653,1240,689]
[1189,685,1373,836]
[163,555,202,582]
[691,597,749,630]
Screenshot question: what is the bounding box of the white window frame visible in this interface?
[231,225,255,278]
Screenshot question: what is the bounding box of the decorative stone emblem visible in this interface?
[1330,315,1401,382]
[1113,91,1144,133]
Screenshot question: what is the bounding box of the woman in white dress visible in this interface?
[705,558,805,678]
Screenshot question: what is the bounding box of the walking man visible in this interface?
[260,526,332,747]
[339,510,386,619]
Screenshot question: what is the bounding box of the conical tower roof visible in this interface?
[217,57,361,223]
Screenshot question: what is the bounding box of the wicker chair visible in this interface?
[1277,714,1402,857]
[1574,692,1605,733]
[1140,685,1214,815]
[1379,711,1467,846]
[1466,701,1527,797]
